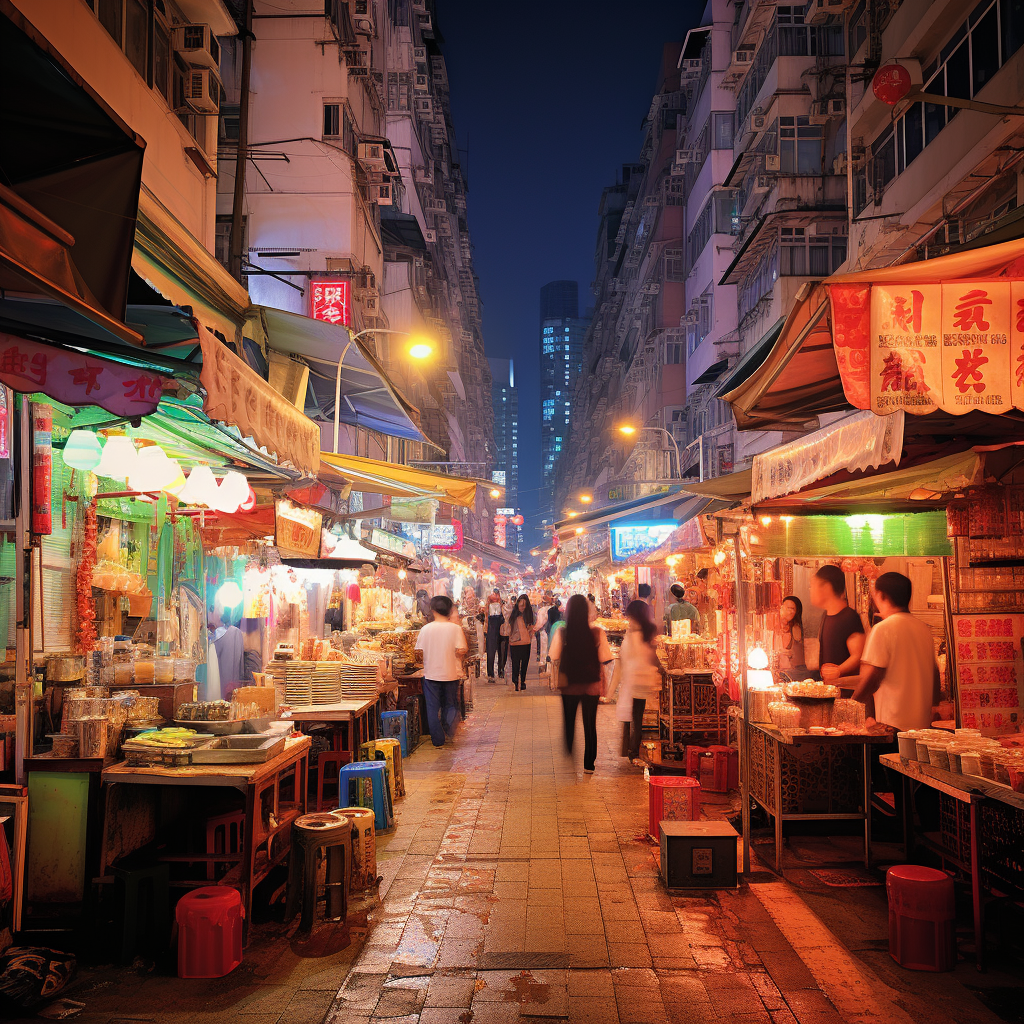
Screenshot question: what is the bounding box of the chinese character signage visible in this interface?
[952,614,1023,729]
[0,332,168,417]
[310,279,352,326]
[430,521,463,551]
[610,521,676,562]
[370,528,416,559]
[831,282,1024,416]
[275,500,323,559]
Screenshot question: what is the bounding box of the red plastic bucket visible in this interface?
[176,886,244,978]
[648,775,701,838]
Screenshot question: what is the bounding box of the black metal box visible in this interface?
[659,820,739,889]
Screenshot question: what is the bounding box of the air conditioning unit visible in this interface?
[414,73,429,91]
[805,0,857,24]
[414,167,432,183]
[827,98,846,116]
[173,25,220,71]
[750,114,767,132]
[643,283,661,295]
[350,0,375,35]
[765,154,780,171]
[732,49,754,65]
[415,97,433,116]
[184,67,220,114]
[679,58,702,77]
[413,46,427,61]
[753,175,771,192]
[358,142,387,169]
[423,229,436,243]
[374,182,392,205]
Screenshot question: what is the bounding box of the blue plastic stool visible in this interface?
[380,710,409,757]
[339,761,394,831]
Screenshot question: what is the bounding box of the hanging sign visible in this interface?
[0,332,168,417]
[309,279,352,326]
[31,403,52,536]
[872,64,913,105]
[430,521,463,551]
[952,613,1023,730]
[832,282,1023,416]
[369,527,416,560]
[610,522,675,562]
[275,500,323,558]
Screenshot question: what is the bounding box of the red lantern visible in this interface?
[872,63,912,106]
[494,514,507,524]
[346,582,361,602]
[511,515,524,526]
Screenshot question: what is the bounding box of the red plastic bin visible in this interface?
[698,746,739,793]
[648,775,700,839]
[176,886,244,978]
[886,865,956,972]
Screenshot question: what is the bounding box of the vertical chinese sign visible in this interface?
[310,279,352,327]
[870,284,940,414]
[953,613,1023,730]
[941,281,1010,413]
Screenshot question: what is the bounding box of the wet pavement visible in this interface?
[63,662,1018,1024]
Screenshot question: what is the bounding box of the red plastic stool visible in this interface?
[648,775,700,839]
[886,865,956,971]
[176,886,244,978]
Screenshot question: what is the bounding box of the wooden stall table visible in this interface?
[287,698,378,754]
[743,722,895,873]
[101,734,310,941]
[879,752,1024,971]
[662,670,728,747]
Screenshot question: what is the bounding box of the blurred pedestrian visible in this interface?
[508,593,537,691]
[549,594,613,774]
[614,600,662,765]
[415,595,468,746]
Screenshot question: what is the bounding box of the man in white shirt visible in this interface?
[415,595,468,746]
[854,572,940,730]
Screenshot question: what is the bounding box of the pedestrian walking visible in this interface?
[549,594,613,774]
[415,595,468,746]
[614,600,663,765]
[507,593,536,691]
[485,589,505,681]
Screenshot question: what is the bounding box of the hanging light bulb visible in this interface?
[95,435,138,481]
[128,445,180,493]
[213,471,249,513]
[179,466,217,506]
[62,430,103,471]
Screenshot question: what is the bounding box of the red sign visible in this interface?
[310,279,352,326]
[872,64,912,106]
[430,520,463,551]
[0,333,168,418]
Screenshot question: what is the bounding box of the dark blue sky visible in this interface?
[438,0,701,554]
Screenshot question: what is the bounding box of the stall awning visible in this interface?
[617,495,729,565]
[554,487,685,535]
[714,317,786,399]
[460,536,525,573]
[250,305,430,445]
[319,453,481,507]
[1,6,144,339]
[133,187,251,345]
[680,469,753,503]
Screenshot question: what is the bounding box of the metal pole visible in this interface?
[333,340,353,454]
[733,532,751,875]
[699,436,705,482]
[229,1,253,283]
[14,399,30,783]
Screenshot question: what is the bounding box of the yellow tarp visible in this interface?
[319,453,488,508]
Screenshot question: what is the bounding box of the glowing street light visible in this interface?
[579,493,593,503]
[566,510,579,518]
[408,340,433,359]
[489,488,501,498]
[618,424,637,436]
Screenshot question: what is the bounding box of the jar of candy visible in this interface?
[154,656,175,684]
[112,641,133,687]
[133,645,155,685]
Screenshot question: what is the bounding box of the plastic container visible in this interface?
[176,886,243,978]
[749,687,783,724]
[833,698,866,732]
[647,775,701,838]
[154,656,175,684]
[768,701,801,730]
[133,645,155,685]
[174,658,196,683]
[886,865,956,972]
[897,731,920,759]
[959,750,982,776]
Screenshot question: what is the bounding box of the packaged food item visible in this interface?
[174,658,196,683]
[154,656,175,684]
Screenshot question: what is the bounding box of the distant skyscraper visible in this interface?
[540,282,588,500]
[488,356,520,553]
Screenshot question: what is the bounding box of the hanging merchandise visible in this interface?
[31,404,52,535]
[62,430,103,472]
[95,434,138,482]
[75,498,97,653]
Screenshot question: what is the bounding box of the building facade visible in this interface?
[540,280,589,508]
[487,357,520,553]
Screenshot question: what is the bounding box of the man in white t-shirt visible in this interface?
[415,595,468,746]
[854,572,940,731]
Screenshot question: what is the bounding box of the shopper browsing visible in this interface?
[854,572,940,730]
[664,583,700,634]
[549,594,614,774]
[415,595,468,747]
[507,593,537,691]
[614,600,663,765]
[809,564,864,682]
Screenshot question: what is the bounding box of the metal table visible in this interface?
[286,698,379,756]
[744,721,895,872]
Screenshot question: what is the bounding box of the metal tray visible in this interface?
[173,718,244,735]
[190,733,287,764]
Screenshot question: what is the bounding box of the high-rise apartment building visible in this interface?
[540,282,588,499]
[488,357,520,552]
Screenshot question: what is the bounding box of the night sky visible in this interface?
[438,0,702,556]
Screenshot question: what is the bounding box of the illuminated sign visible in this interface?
[309,279,352,326]
[610,521,676,562]
[430,521,463,551]
[491,470,506,486]
[496,507,515,516]
[370,527,417,560]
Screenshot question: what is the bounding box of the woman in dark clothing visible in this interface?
[548,594,613,774]
[507,593,536,691]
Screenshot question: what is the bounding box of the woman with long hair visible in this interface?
[778,594,806,679]
[614,600,663,764]
[507,593,536,691]
[548,594,613,773]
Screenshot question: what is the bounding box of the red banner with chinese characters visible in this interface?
[829,282,1024,416]
[952,614,1024,730]
[0,333,168,417]
[309,279,352,326]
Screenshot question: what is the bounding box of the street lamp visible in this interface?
[579,493,593,504]
[334,328,433,453]
[617,423,683,480]
[489,488,501,498]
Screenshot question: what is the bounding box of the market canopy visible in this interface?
[319,453,483,508]
[679,469,752,503]
[250,305,430,445]
[554,486,687,537]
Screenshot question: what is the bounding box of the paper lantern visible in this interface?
[179,466,219,506]
[511,514,524,525]
[128,445,180,493]
[62,430,103,471]
[95,434,138,481]
[346,582,361,602]
[747,647,769,671]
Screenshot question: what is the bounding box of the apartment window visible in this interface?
[780,226,847,276]
[739,244,780,320]
[124,0,148,76]
[214,214,246,273]
[779,117,823,174]
[712,112,734,150]
[664,248,684,282]
[96,0,123,46]
[154,19,171,100]
[665,340,685,364]
[219,103,240,142]
[323,103,341,138]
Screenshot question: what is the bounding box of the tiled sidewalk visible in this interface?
[327,668,852,1024]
